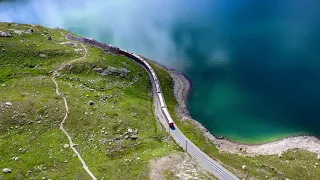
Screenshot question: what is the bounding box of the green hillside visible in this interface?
[0,22,180,179]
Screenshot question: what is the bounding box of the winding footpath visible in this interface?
[66,34,239,180]
[51,42,97,180]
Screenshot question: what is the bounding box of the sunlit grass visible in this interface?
[151,62,320,180]
[0,22,179,179]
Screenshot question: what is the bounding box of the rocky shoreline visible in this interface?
[160,65,320,157]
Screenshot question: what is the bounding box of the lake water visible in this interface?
[1,0,320,143]
[181,0,320,143]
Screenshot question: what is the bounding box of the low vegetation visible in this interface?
[0,22,180,179]
[2,21,318,180]
[151,63,320,180]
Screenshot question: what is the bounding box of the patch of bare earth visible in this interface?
[149,153,215,180]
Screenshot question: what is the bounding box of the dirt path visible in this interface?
[51,43,97,180]
[149,153,215,180]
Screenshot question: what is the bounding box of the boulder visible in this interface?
[89,101,95,106]
[100,66,130,76]
[12,30,25,35]
[0,31,12,37]
[278,152,284,158]
[11,157,19,161]
[39,54,46,58]
[2,168,11,173]
[118,68,130,74]
[130,134,138,140]
[242,165,246,169]
[5,102,12,107]
[93,68,103,73]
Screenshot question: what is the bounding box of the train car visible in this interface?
[155,80,161,93]
[161,107,174,127]
[158,93,166,108]
[153,77,158,83]
[145,63,151,70]
[133,54,141,61]
[150,70,157,79]
[148,65,153,72]
[141,59,147,64]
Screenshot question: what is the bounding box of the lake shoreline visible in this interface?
[158,64,320,157]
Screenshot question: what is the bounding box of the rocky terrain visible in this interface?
[150,153,216,180]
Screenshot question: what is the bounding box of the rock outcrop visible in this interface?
[2,168,12,173]
[93,66,130,77]
[0,31,12,37]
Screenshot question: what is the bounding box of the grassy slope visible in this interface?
[0,22,179,179]
[150,63,320,180]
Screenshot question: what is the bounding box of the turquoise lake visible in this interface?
[1,0,320,143]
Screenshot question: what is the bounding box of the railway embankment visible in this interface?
[67,33,239,180]
[150,61,320,180]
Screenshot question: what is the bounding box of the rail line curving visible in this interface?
[66,33,239,180]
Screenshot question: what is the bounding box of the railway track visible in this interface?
[67,34,239,180]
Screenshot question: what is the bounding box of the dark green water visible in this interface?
[178,1,320,143]
[1,0,320,143]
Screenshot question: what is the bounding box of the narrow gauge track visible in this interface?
[67,34,239,180]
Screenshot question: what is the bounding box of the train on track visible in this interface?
[70,35,175,128]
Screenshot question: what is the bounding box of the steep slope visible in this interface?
[0,22,181,179]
